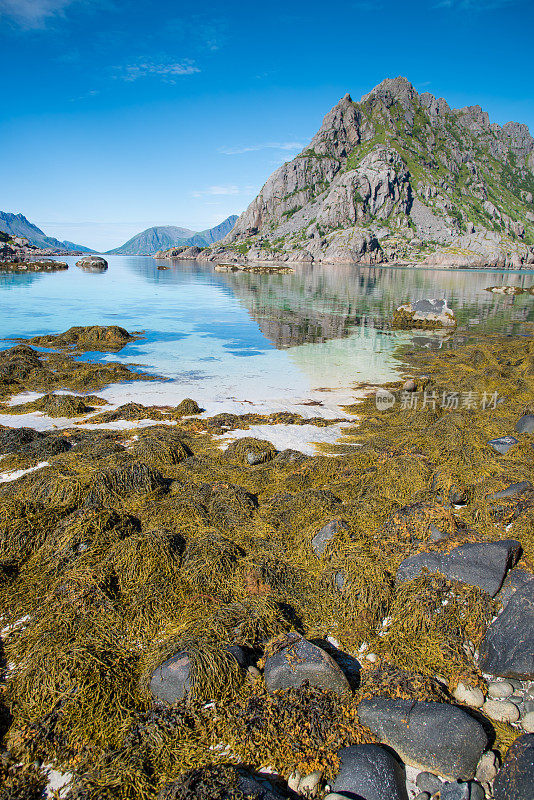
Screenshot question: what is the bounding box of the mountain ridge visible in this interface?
[0,211,93,253]
[180,77,534,269]
[107,215,238,255]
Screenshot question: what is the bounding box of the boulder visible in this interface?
[357,697,488,779]
[493,734,534,800]
[149,645,247,705]
[490,481,532,501]
[76,255,108,271]
[394,299,456,328]
[311,519,348,557]
[263,632,351,696]
[515,415,534,435]
[396,540,522,597]
[489,436,519,455]
[495,569,533,610]
[479,579,534,679]
[330,744,409,800]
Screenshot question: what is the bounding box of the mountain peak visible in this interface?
[361,75,418,107]
[193,77,534,269]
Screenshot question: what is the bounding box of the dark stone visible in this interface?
[490,481,532,500]
[479,580,534,679]
[493,734,534,800]
[416,772,442,794]
[310,639,361,690]
[150,645,247,705]
[430,523,449,542]
[440,783,470,800]
[272,449,308,464]
[150,651,191,705]
[489,436,518,455]
[263,632,350,696]
[311,519,349,557]
[331,744,409,800]
[396,540,522,597]
[495,569,533,611]
[357,697,488,779]
[515,415,534,435]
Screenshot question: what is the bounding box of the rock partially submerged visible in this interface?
[19,325,142,352]
[214,264,294,274]
[392,299,456,329]
[76,255,108,272]
[0,260,68,273]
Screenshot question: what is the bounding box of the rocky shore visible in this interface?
[0,324,533,800]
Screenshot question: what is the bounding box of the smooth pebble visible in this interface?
[482,699,520,722]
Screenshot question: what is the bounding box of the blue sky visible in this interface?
[0,0,532,251]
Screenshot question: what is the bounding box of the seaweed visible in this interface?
[18,325,142,353]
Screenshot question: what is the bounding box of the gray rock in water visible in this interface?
[493,734,534,800]
[311,519,348,557]
[488,436,519,455]
[396,539,522,597]
[76,254,108,271]
[490,481,532,500]
[357,697,488,779]
[479,580,534,679]
[396,299,456,326]
[331,744,409,800]
[515,415,534,435]
[263,632,351,696]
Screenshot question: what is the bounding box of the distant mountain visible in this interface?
[107,225,197,256]
[107,215,238,255]
[186,216,239,248]
[0,211,93,253]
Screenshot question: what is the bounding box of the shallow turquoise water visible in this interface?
[0,257,532,411]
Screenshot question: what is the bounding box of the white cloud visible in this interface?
[192,185,253,198]
[219,142,306,155]
[115,59,200,82]
[0,0,97,29]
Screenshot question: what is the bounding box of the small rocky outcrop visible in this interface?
[76,255,108,271]
[396,540,522,597]
[478,577,534,679]
[329,744,409,800]
[392,299,456,328]
[357,698,489,779]
[493,734,534,800]
[263,633,351,696]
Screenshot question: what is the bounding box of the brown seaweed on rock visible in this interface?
[18,325,143,352]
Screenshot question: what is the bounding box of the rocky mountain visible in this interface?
[0,212,93,253]
[109,215,238,255]
[184,78,534,269]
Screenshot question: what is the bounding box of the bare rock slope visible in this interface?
[166,77,534,268]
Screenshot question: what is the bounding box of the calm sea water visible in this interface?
[0,257,532,413]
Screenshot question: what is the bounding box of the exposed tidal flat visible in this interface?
[0,257,534,799]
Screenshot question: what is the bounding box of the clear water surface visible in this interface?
[0,256,532,414]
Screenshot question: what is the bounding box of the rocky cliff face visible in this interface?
[193,77,534,268]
